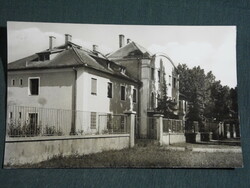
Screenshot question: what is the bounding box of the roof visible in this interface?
[108,41,152,59]
[8,42,139,83]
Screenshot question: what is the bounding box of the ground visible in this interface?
[10,140,243,168]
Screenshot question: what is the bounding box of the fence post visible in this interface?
[153,114,164,146]
[124,111,136,148]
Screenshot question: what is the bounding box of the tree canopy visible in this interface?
[177,63,238,124]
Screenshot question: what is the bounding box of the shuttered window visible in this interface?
[91,78,97,95]
[90,112,97,129]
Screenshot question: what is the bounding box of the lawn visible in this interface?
[13,144,243,168]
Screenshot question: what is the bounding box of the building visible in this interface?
[7,34,140,135]
[108,35,181,138]
[7,33,185,138]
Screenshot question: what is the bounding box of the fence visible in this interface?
[6,105,129,137]
[162,119,183,133]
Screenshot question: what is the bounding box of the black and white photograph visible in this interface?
[4,21,243,168]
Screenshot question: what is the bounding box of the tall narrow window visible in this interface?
[133,88,137,103]
[151,68,155,80]
[28,113,38,135]
[11,79,15,86]
[29,78,39,95]
[107,82,113,98]
[9,112,13,119]
[19,112,22,119]
[91,78,97,95]
[169,75,171,86]
[121,86,126,101]
[90,112,97,129]
[173,77,177,88]
[19,79,23,86]
[158,70,161,82]
[151,93,155,108]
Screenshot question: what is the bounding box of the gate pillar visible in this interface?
[124,111,136,148]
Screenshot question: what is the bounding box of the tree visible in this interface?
[157,71,178,119]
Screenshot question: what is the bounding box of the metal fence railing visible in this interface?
[98,114,128,134]
[6,105,129,137]
[163,119,183,133]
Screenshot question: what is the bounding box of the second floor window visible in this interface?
[173,77,177,88]
[91,78,97,95]
[151,68,155,80]
[11,79,15,86]
[121,86,126,101]
[133,89,137,103]
[107,82,112,98]
[29,78,39,95]
[19,79,23,86]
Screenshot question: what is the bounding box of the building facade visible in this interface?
[7,33,185,138]
[7,34,139,135]
[108,35,181,138]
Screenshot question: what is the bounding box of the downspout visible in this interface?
[70,67,77,135]
[138,58,141,138]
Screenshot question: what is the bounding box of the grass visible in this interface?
[10,143,243,168]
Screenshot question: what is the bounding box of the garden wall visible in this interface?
[162,133,185,145]
[4,134,129,165]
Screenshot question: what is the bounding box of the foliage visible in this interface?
[157,71,178,119]
[177,63,238,130]
[43,125,63,136]
[8,121,41,137]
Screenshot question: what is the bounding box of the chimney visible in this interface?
[65,34,72,45]
[49,36,56,50]
[93,44,98,52]
[127,38,131,44]
[119,34,125,48]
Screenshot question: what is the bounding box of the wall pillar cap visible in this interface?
[124,111,136,115]
[153,114,164,117]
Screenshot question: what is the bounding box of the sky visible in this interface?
[7,22,237,88]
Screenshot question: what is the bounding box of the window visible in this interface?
[11,79,15,86]
[19,112,22,119]
[151,68,155,80]
[120,116,125,130]
[19,79,23,86]
[133,88,137,103]
[121,86,126,101]
[107,82,112,98]
[9,112,13,119]
[29,78,39,95]
[28,113,38,134]
[169,75,171,86]
[91,78,97,95]
[158,70,161,82]
[173,77,177,88]
[151,93,155,108]
[90,112,97,129]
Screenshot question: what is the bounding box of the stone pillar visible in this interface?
[225,124,230,139]
[153,114,164,146]
[230,123,236,138]
[124,111,136,148]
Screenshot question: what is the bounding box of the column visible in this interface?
[153,114,164,146]
[124,111,136,148]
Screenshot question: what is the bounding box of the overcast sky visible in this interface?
[7,22,237,88]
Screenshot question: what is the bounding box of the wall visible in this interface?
[4,134,130,165]
[162,133,185,145]
[8,68,74,110]
[75,67,139,134]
